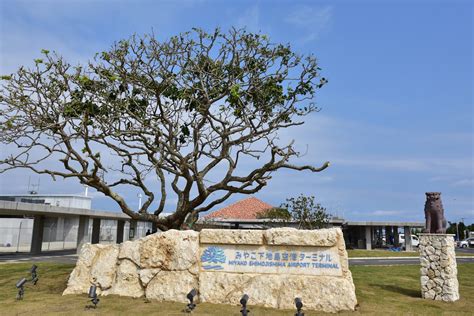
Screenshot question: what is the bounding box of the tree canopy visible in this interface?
[281,194,331,229]
[0,28,329,230]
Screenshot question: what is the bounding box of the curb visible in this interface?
[349,256,474,260]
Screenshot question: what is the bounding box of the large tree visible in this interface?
[0,28,329,230]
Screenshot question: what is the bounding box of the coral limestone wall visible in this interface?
[63,228,357,312]
[419,234,459,302]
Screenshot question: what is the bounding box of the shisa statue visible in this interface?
[423,192,447,233]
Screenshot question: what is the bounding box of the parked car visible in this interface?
[399,234,420,247]
[458,237,474,248]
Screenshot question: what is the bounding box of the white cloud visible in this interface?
[370,210,411,216]
[285,5,333,42]
[450,179,474,187]
[332,157,472,173]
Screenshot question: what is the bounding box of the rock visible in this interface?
[199,272,357,313]
[264,227,340,247]
[420,276,429,285]
[426,280,435,289]
[104,259,144,298]
[434,278,444,286]
[63,243,102,295]
[427,269,435,278]
[90,244,119,290]
[440,260,450,268]
[118,240,142,266]
[429,255,440,262]
[420,257,429,267]
[140,230,199,270]
[200,229,263,245]
[424,289,435,299]
[278,276,357,312]
[139,268,161,287]
[199,272,282,308]
[146,270,198,303]
[425,245,435,255]
[431,239,441,248]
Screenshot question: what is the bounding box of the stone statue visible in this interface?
[423,192,447,233]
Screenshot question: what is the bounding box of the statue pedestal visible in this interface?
[419,234,459,301]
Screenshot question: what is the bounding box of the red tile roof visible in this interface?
[205,197,273,220]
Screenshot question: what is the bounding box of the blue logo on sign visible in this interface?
[201,246,226,270]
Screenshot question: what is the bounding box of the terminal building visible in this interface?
[0,194,424,254]
[199,197,424,251]
[0,193,155,254]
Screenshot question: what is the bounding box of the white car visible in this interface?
[399,234,420,247]
[458,237,474,248]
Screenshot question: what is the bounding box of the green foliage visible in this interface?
[282,194,331,229]
[447,221,468,240]
[256,207,291,220]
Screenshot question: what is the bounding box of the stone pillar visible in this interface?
[91,218,101,244]
[365,226,372,250]
[404,226,413,251]
[129,220,138,240]
[419,234,459,301]
[116,220,125,244]
[77,216,90,252]
[30,215,44,254]
[393,226,399,247]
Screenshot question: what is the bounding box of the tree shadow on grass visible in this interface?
[370,284,421,298]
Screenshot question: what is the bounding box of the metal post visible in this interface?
[48,227,51,250]
[16,221,23,253]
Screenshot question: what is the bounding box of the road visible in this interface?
[349,256,474,266]
[0,249,78,265]
[1,248,473,266]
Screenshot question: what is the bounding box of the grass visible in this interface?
[348,249,474,258]
[0,262,473,315]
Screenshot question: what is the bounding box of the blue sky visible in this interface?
[0,0,472,223]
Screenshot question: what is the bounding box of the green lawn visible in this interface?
[0,262,473,315]
[348,249,474,258]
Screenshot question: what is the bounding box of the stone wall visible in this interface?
[419,234,459,302]
[63,228,357,312]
